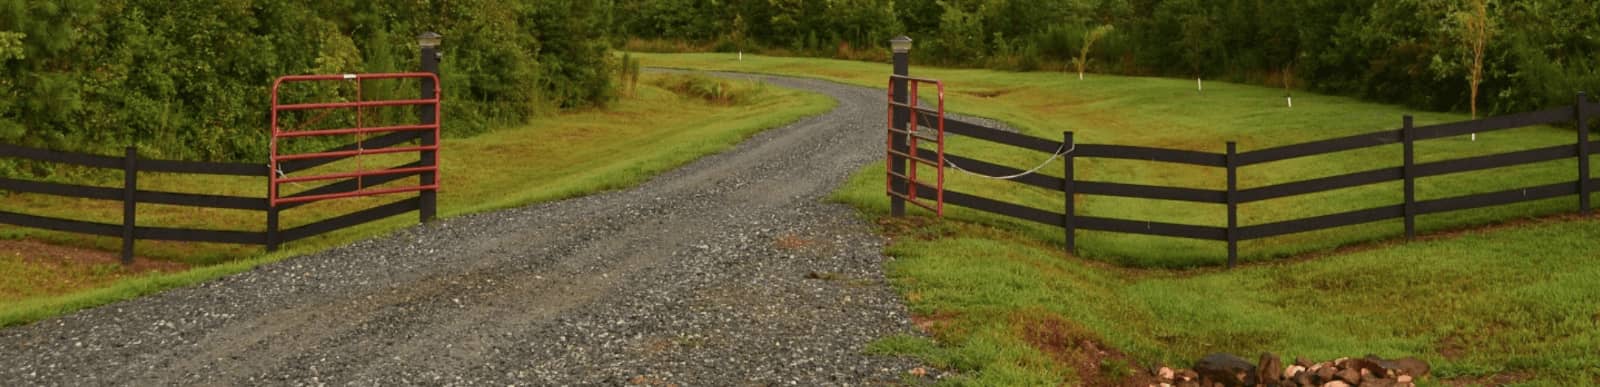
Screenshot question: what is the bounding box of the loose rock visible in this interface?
[1335,368,1363,385]
[1194,353,1257,387]
[1259,352,1284,383]
[1394,357,1431,378]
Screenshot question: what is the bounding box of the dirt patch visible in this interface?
[874,216,953,245]
[1010,309,1151,387]
[0,239,188,301]
[1441,370,1535,386]
[635,336,676,355]
[1437,334,1466,361]
[626,375,680,387]
[958,88,1015,98]
[4,239,187,272]
[910,310,959,338]
[773,234,819,251]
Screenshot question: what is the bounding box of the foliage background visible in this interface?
[0,0,615,164]
[5,0,1597,165]
[614,0,1600,118]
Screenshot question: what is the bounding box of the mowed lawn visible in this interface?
[0,74,833,325]
[867,214,1600,386]
[641,52,1595,268]
[644,53,1600,385]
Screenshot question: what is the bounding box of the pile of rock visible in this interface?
[1150,352,1431,387]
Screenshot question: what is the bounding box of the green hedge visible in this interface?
[0,0,614,164]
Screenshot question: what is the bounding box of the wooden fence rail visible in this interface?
[0,137,431,264]
[895,93,1599,267]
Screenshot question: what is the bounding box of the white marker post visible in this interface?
[1197,78,1203,93]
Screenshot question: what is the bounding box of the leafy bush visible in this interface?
[0,0,615,165]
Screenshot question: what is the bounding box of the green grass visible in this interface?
[868,215,1600,385]
[646,53,1600,385]
[641,52,1596,268]
[0,73,834,326]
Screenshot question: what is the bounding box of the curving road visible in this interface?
[0,72,935,385]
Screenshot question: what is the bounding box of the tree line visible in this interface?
[615,0,1600,119]
[4,1,1595,166]
[1,0,614,164]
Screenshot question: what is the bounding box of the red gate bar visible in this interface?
[272,145,440,162]
[270,72,442,207]
[275,99,441,110]
[273,123,438,138]
[886,74,946,216]
[275,165,439,184]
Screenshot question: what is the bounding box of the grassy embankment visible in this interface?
[0,73,834,326]
[643,53,1600,385]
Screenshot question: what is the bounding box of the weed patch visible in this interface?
[649,74,766,105]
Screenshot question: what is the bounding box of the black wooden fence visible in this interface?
[892,93,1598,267]
[1,35,444,265]
[0,130,434,264]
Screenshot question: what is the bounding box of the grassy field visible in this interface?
[644,53,1600,385]
[0,73,834,326]
[865,214,1600,386]
[640,52,1595,268]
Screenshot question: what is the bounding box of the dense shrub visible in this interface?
[0,0,615,163]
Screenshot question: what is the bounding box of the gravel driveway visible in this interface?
[0,72,935,385]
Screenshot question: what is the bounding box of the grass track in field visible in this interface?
[0,74,834,326]
[644,53,1600,385]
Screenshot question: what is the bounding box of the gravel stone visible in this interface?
[0,71,937,385]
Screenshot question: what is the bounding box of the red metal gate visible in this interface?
[886,75,946,216]
[269,73,441,207]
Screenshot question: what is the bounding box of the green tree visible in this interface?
[1072,24,1113,80]
[1456,0,1494,119]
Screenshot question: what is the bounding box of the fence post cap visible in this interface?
[889,36,913,53]
[417,32,443,49]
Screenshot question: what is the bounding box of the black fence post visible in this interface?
[266,209,279,252]
[418,32,441,223]
[889,36,912,217]
[1062,131,1076,254]
[266,180,280,252]
[1403,115,1416,239]
[1578,92,1591,214]
[122,146,137,265]
[1225,141,1238,268]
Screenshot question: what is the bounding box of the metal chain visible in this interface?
[942,141,1074,180]
[904,105,1074,181]
[270,165,310,190]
